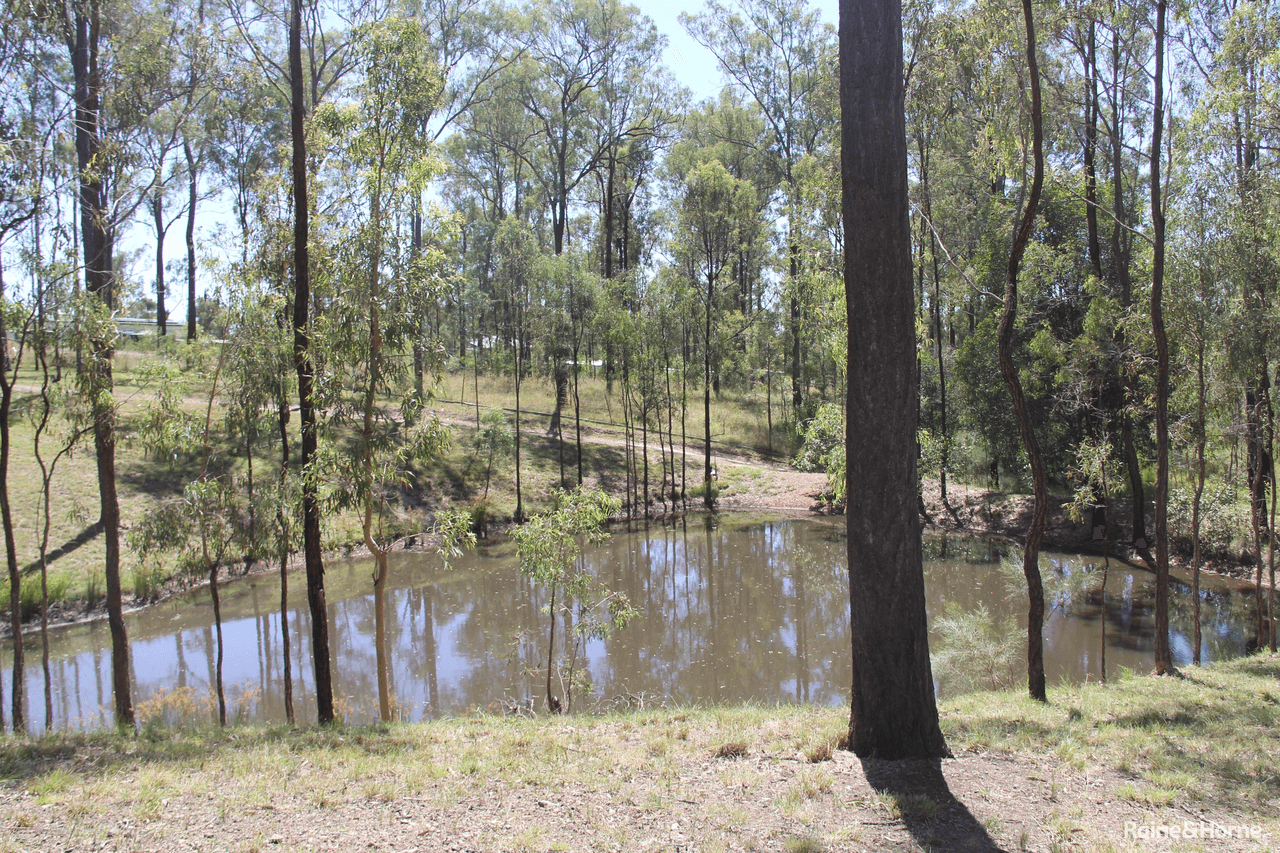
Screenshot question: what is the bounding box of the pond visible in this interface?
[1,515,1260,732]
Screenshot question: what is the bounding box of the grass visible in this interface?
[437,366,802,460]
[0,657,1275,849]
[941,653,1280,814]
[0,345,810,620]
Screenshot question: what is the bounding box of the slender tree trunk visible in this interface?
[1083,20,1102,281]
[34,343,59,730]
[276,380,294,724]
[704,276,714,507]
[514,326,524,524]
[1268,386,1278,653]
[1149,0,1173,675]
[185,141,198,342]
[545,585,558,712]
[69,1,133,728]
[0,289,24,734]
[790,248,802,413]
[198,331,228,726]
[996,0,1048,702]
[373,552,390,721]
[153,192,167,337]
[681,325,688,508]
[363,190,392,722]
[574,347,583,487]
[840,0,948,758]
[1192,317,1206,666]
[290,0,334,724]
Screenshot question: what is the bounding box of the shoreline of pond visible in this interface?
[5,472,1271,640]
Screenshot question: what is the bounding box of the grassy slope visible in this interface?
[943,653,1280,813]
[0,351,802,618]
[0,655,1273,852]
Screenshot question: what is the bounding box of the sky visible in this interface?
[635,0,839,103]
[121,0,841,324]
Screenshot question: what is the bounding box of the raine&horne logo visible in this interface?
[1123,820,1265,844]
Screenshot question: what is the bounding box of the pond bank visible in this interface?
[7,464,1273,639]
[0,653,1275,852]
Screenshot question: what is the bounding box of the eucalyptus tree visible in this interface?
[683,0,835,414]
[137,95,187,337]
[0,47,43,730]
[675,91,778,317]
[840,0,947,759]
[1149,0,1172,675]
[588,15,677,282]
[231,0,362,725]
[1189,0,1280,651]
[516,0,665,257]
[1098,1,1153,548]
[671,158,757,506]
[493,217,538,522]
[311,14,452,721]
[34,0,194,729]
[996,0,1049,702]
[538,250,600,487]
[208,65,284,267]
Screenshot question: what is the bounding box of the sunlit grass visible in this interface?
[0,660,1276,848]
[941,653,1280,812]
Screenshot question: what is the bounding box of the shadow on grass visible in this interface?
[20,520,103,576]
[861,757,1007,852]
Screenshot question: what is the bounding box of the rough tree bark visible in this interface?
[840,0,948,759]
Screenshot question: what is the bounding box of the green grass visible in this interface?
[0,657,1274,848]
[942,653,1280,813]
[0,346,813,619]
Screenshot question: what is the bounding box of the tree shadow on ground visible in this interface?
[20,520,103,576]
[861,757,1007,852]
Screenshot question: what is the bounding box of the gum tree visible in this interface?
[840,0,947,757]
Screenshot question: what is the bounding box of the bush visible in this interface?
[930,602,1020,697]
[795,403,845,504]
[1168,483,1248,558]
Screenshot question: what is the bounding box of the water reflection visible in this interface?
[1,518,1260,731]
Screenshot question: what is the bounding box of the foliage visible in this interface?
[930,602,1020,696]
[513,487,635,711]
[1168,484,1248,559]
[795,403,845,505]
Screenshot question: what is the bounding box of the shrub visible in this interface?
[1168,483,1248,558]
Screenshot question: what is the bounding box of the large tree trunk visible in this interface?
[840,0,948,759]
[290,0,334,725]
[996,0,1048,703]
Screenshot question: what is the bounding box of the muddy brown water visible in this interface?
[2,515,1258,731]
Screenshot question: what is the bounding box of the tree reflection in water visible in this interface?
[3,518,1259,731]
